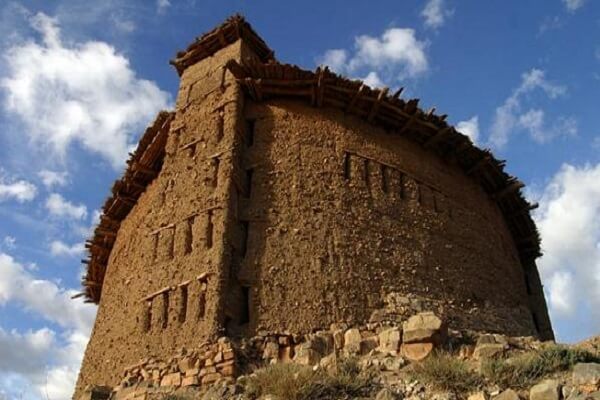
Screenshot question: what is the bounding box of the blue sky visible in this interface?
[0,0,598,398]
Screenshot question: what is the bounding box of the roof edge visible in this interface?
[170,14,275,76]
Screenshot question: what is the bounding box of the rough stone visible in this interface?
[375,388,398,400]
[344,328,362,355]
[402,312,447,344]
[493,389,520,400]
[182,375,199,387]
[293,345,321,366]
[467,392,489,400]
[401,342,434,361]
[530,379,560,400]
[573,363,600,392]
[378,327,401,353]
[473,334,508,360]
[160,372,181,387]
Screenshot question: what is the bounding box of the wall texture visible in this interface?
[235,99,539,338]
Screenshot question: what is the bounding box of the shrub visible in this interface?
[409,352,483,394]
[300,357,373,399]
[482,344,600,389]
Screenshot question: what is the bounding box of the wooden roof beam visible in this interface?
[466,155,492,176]
[367,88,389,122]
[346,84,366,113]
[423,126,452,149]
[493,180,525,200]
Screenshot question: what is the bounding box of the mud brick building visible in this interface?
[75,15,553,393]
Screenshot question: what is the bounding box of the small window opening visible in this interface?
[179,285,188,323]
[184,217,194,255]
[197,284,206,321]
[161,292,169,329]
[206,210,214,248]
[240,220,249,258]
[343,153,350,180]
[381,165,388,193]
[212,157,220,188]
[531,311,541,334]
[240,286,250,325]
[143,301,152,332]
[245,168,254,197]
[245,119,255,147]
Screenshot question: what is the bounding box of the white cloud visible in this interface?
[533,163,600,338]
[456,116,479,144]
[50,240,85,257]
[317,27,428,86]
[0,178,36,203]
[489,69,574,148]
[1,237,16,250]
[45,193,87,220]
[318,49,348,72]
[363,71,385,88]
[157,0,171,14]
[38,170,68,188]
[421,0,453,29]
[0,12,170,169]
[0,252,96,399]
[563,0,587,12]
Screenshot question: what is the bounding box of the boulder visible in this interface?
[402,312,447,345]
[263,341,279,360]
[401,342,434,361]
[473,334,508,360]
[379,327,402,353]
[573,363,600,392]
[530,379,560,400]
[468,392,489,400]
[293,344,321,366]
[493,389,520,400]
[344,328,362,355]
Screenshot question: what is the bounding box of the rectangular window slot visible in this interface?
[206,210,214,249]
[381,165,388,193]
[211,157,220,188]
[364,159,370,188]
[531,311,541,333]
[179,285,188,323]
[245,168,254,198]
[184,217,194,255]
[245,119,255,147]
[143,301,152,332]
[240,220,249,258]
[240,286,250,325]
[161,292,169,329]
[197,284,206,320]
[343,153,350,180]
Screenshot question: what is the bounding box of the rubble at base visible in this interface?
[78,312,600,400]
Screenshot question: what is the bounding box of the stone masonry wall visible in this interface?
[236,99,538,338]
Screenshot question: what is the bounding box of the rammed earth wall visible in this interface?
[75,17,553,398]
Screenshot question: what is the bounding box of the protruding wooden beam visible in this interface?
[423,127,452,149]
[346,84,366,113]
[367,87,389,122]
[399,113,417,135]
[493,180,525,200]
[466,155,492,176]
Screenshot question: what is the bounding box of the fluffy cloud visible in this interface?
[46,193,87,220]
[563,0,587,12]
[0,178,36,203]
[421,0,453,29]
[489,69,575,148]
[50,240,85,257]
[0,252,96,399]
[317,27,428,86]
[0,12,170,169]
[38,170,68,188]
[533,163,600,337]
[157,0,171,14]
[456,116,479,144]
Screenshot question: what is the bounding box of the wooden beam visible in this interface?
[423,127,452,149]
[398,113,417,135]
[466,155,491,176]
[346,84,366,113]
[367,88,389,122]
[493,180,525,200]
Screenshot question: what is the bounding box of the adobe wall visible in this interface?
[235,99,539,338]
[75,40,253,394]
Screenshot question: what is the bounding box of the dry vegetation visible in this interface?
[409,352,483,394]
[244,357,374,400]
